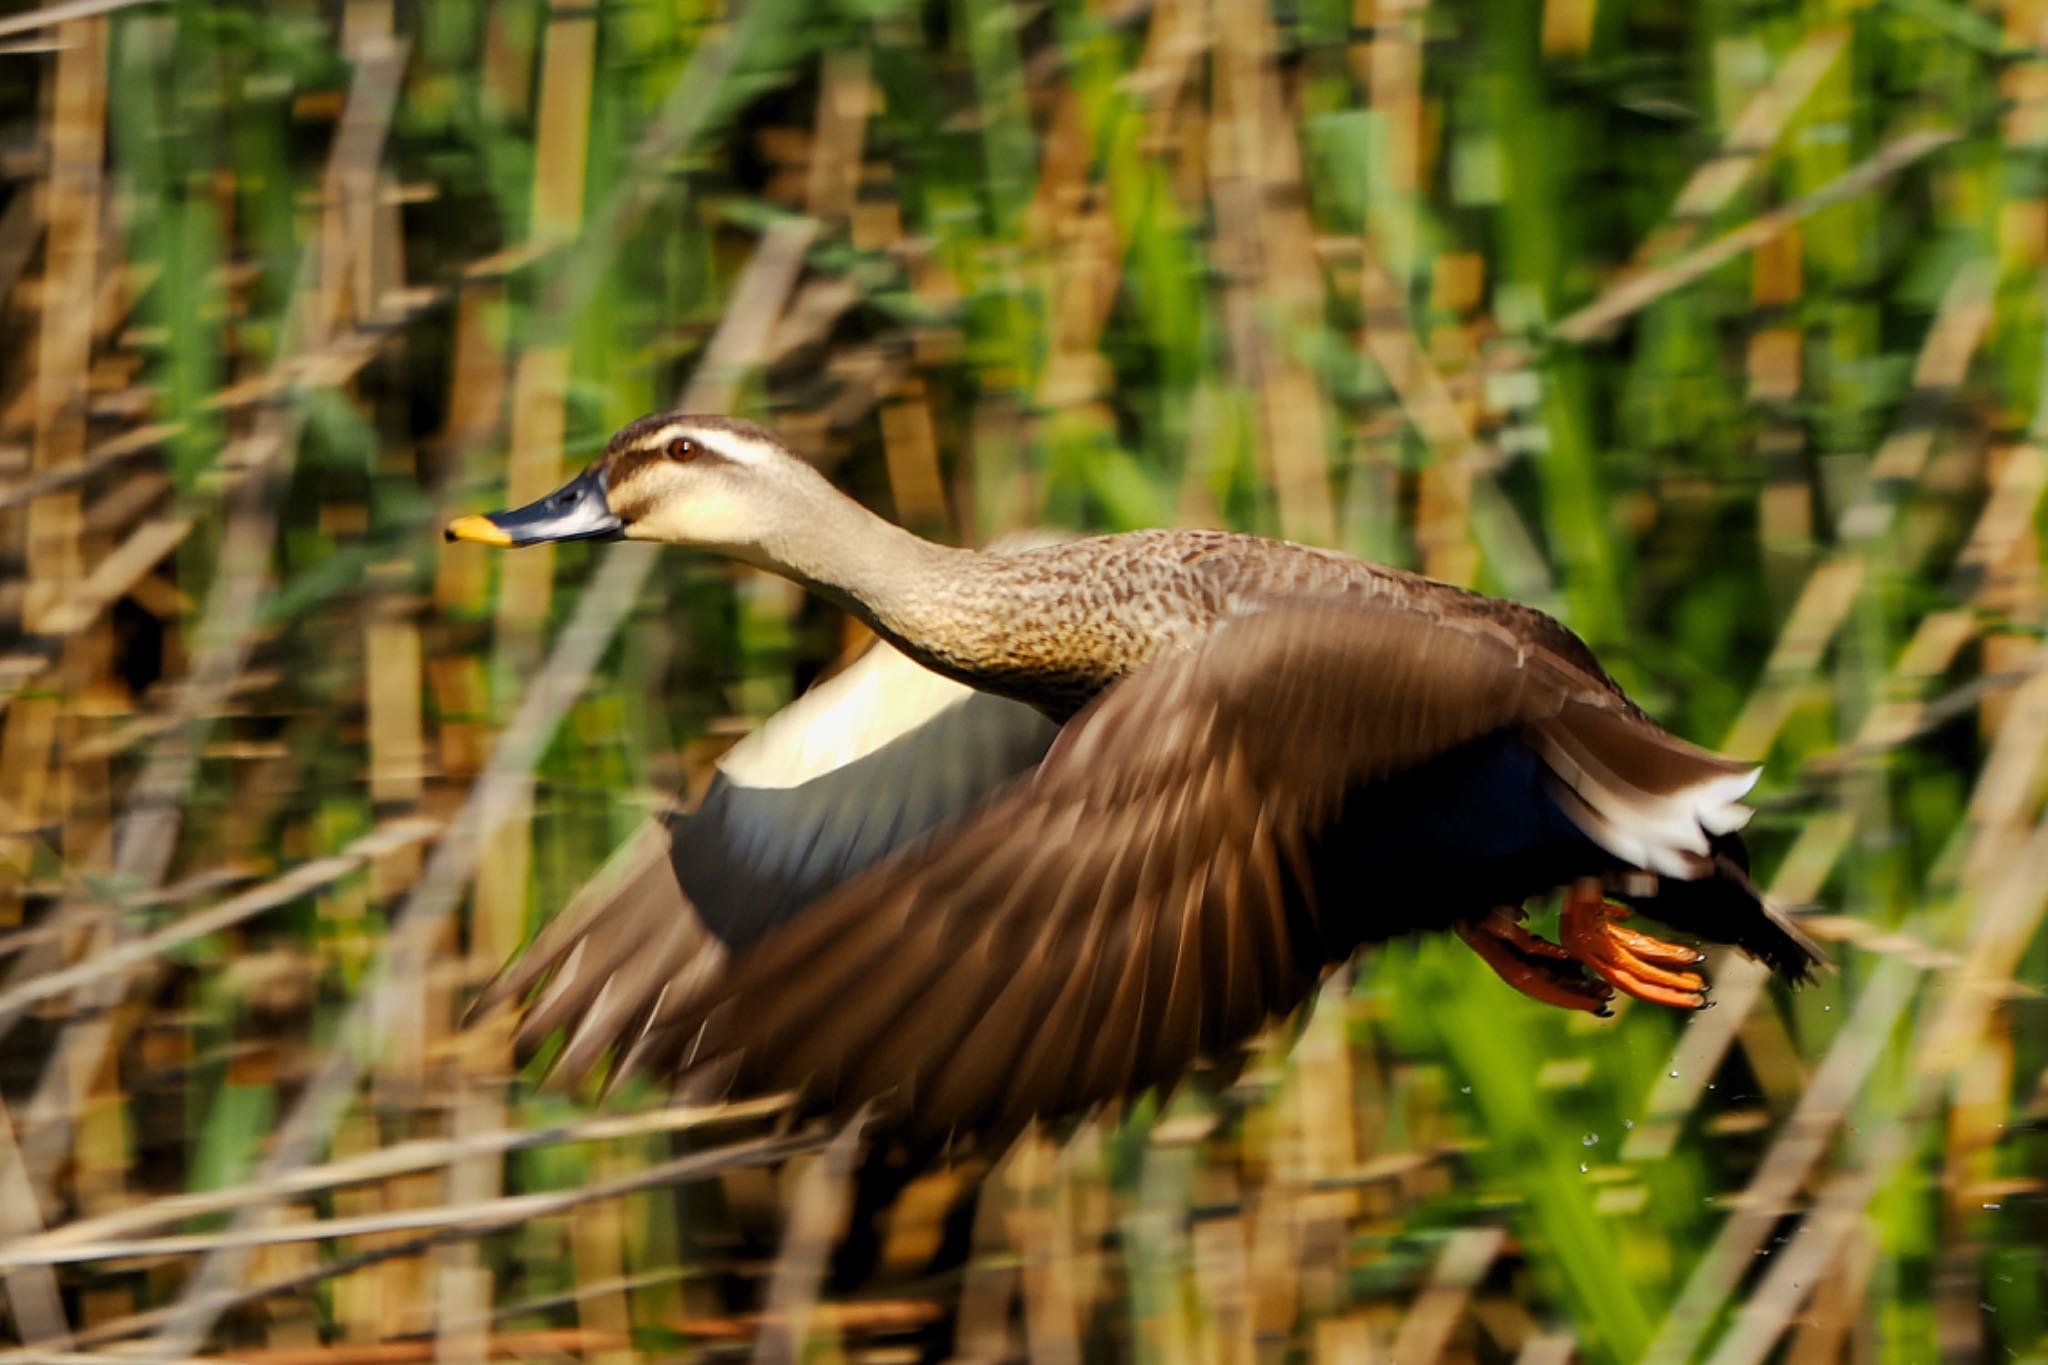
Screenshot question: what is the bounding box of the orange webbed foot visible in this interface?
[1457,910,1615,1016]
[1559,878,1708,1010]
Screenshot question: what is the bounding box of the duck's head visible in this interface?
[444,414,827,559]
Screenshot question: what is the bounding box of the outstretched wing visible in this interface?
[470,640,1057,1087]
[634,599,1778,1140]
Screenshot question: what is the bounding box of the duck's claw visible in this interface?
[1456,910,1615,1016]
[1560,878,1708,1010]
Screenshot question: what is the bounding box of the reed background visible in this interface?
[0,0,2043,1359]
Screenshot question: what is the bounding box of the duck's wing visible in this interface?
[687,642,1060,944]
[469,641,1057,1087]
[644,599,1813,1140]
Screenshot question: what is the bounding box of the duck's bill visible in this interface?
[444,467,623,547]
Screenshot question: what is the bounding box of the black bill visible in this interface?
[445,466,623,547]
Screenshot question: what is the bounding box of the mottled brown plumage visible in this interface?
[452,412,1825,1146]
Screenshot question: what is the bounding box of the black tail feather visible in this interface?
[1614,833,1828,982]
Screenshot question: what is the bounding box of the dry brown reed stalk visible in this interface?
[0,819,438,1023]
[1212,0,1335,545]
[0,1094,67,1350]
[8,1131,827,1268]
[1349,242,1553,597]
[0,188,42,329]
[749,1111,871,1364]
[488,0,597,659]
[426,1267,696,1349]
[1647,406,2048,1356]
[433,10,599,1345]
[1683,798,2048,1361]
[1642,958,1924,1363]
[0,424,176,521]
[999,1133,1088,1363]
[431,1055,501,1365]
[1386,1226,1507,1364]
[540,0,782,345]
[945,1152,1023,1356]
[0,1096,792,1270]
[1782,1223,1879,1363]
[114,1,796,1343]
[5,49,414,1295]
[1921,809,2048,1076]
[0,0,160,41]
[1624,260,2000,1163]
[136,217,819,1361]
[1627,28,1851,268]
[1553,126,1963,343]
[0,12,111,1350]
[822,68,945,534]
[3,2,2035,1357]
[14,1128,832,1357]
[1513,1333,1578,1365]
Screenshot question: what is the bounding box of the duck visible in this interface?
[447,412,1823,1145]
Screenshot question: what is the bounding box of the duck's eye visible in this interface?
[667,438,696,460]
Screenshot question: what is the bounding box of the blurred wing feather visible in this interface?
[665,599,1751,1138]
[469,642,1056,1091]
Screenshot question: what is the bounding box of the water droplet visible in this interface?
[1459,1085,1472,1095]
[1622,1119,1634,1131]
[1669,1070,1679,1078]
[1823,1004,1831,1013]
[1578,1162,1588,1174]
[1582,1132,1599,1147]
[1983,1202,2002,1211]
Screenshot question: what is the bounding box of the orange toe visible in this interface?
[1457,912,1614,1015]
[1560,879,1709,1011]
[1605,919,1706,969]
[1481,911,1578,962]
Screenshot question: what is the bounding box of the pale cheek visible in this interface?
[634,493,747,547]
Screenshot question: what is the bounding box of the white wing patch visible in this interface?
[717,641,991,790]
[685,642,1058,942]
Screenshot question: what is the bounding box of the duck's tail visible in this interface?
[1615,832,1828,982]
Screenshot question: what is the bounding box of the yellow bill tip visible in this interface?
[445,514,514,547]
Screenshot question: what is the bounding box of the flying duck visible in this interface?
[448,413,1822,1143]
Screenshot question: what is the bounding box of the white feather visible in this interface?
[717,642,980,790]
[1531,722,1759,879]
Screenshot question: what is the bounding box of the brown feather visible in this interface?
[468,638,1056,1094]
[655,600,1674,1138]
[480,505,1823,1134]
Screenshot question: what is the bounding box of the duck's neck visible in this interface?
[753,490,987,659]
[749,489,1119,717]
